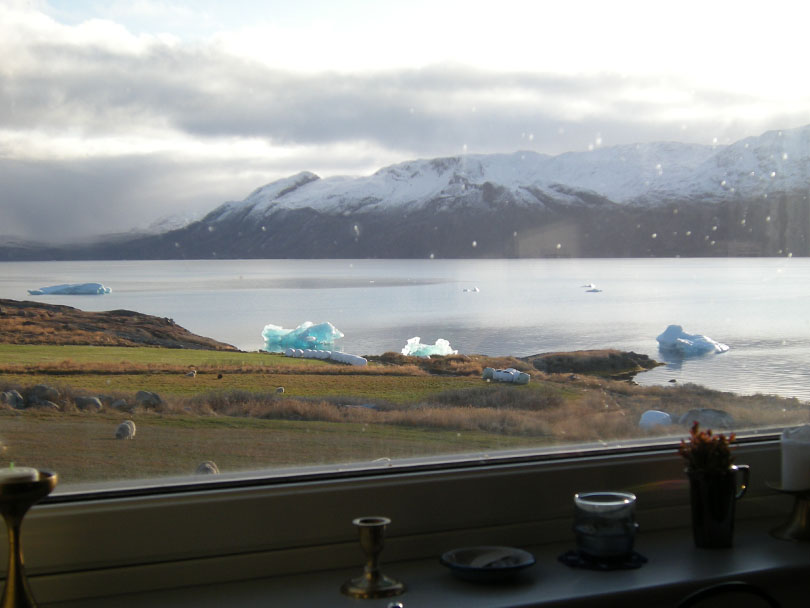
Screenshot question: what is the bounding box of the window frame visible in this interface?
[15,433,784,604]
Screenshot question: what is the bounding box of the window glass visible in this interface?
[0,1,807,490]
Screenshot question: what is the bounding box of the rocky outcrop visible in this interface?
[135,390,162,408]
[524,349,661,379]
[0,299,237,350]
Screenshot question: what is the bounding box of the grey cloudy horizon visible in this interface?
[2,1,809,243]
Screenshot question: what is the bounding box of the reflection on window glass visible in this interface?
[0,1,808,488]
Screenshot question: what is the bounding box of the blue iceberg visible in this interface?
[401,337,457,358]
[656,324,729,357]
[262,321,344,352]
[28,282,112,295]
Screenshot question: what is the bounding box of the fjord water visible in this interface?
[1,258,808,401]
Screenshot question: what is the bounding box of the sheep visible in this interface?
[275,386,285,394]
[115,420,136,440]
[185,369,197,377]
[195,461,219,475]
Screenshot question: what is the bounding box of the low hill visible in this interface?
[0,299,237,350]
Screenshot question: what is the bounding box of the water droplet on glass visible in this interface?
[712,226,718,231]
[770,171,776,178]
[766,216,771,222]
[720,180,727,187]
[782,152,788,160]
[651,233,657,239]
[685,231,692,236]
[556,243,561,249]
[207,226,215,232]
[471,240,477,248]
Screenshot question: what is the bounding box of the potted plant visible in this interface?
[678,422,750,548]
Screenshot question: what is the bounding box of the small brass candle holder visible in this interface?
[0,470,58,608]
[340,516,405,599]
[768,482,810,541]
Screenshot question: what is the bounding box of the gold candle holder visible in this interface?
[0,470,58,608]
[768,483,810,541]
[341,516,405,599]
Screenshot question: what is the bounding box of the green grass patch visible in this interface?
[0,344,298,367]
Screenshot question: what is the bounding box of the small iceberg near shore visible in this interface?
[28,283,111,295]
[656,324,729,357]
[262,321,343,352]
[401,337,457,358]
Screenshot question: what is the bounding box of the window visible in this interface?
[0,2,807,599]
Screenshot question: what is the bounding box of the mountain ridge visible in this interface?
[2,125,809,260]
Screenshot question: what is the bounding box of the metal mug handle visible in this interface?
[732,464,750,500]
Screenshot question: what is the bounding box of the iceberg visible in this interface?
[401,337,457,358]
[28,283,111,295]
[656,324,729,357]
[262,321,344,352]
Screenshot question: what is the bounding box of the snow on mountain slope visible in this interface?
[212,125,810,222]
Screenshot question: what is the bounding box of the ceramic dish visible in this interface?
[439,545,535,582]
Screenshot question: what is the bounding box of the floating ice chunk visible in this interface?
[401,337,457,357]
[656,324,729,357]
[639,410,672,430]
[483,367,530,384]
[462,286,480,293]
[262,321,344,353]
[28,282,111,295]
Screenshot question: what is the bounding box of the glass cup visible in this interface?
[573,491,638,558]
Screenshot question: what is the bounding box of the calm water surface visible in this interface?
[1,258,808,400]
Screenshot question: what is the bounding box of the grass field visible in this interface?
[1,344,807,487]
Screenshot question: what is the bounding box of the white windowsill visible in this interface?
[42,516,810,607]
[0,437,796,606]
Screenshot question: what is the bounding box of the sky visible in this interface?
[2,0,809,242]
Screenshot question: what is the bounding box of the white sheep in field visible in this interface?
[185,369,197,377]
[195,461,220,475]
[115,420,136,440]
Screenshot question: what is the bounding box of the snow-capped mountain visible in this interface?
[3,125,809,261]
[203,124,810,222]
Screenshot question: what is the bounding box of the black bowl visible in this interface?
[439,546,535,583]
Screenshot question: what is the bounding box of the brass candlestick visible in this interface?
[0,471,58,608]
[768,482,810,541]
[341,516,405,599]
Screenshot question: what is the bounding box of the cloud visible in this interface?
[2,2,810,242]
